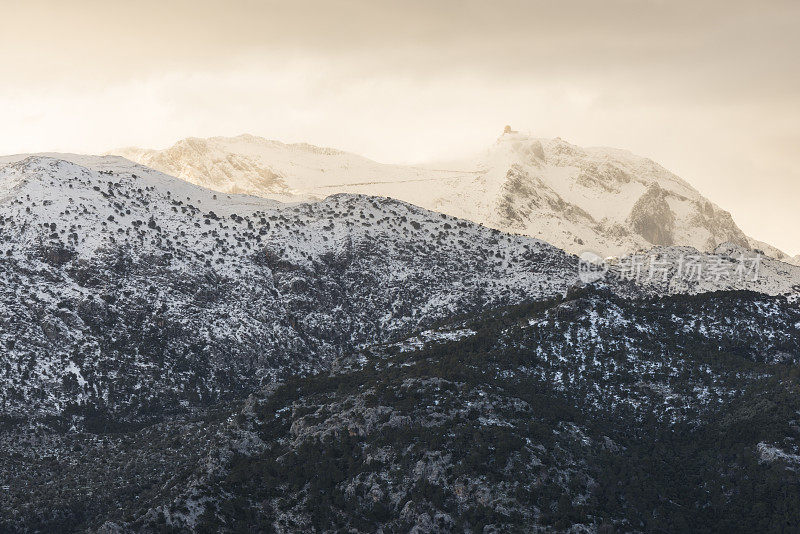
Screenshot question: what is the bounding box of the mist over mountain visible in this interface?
[111,131,797,264]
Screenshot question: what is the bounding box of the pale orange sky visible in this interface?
[1,0,798,255]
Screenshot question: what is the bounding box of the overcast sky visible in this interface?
[1,0,798,254]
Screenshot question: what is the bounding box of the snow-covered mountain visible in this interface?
[0,153,577,423]
[2,151,797,424]
[3,153,800,532]
[110,131,796,263]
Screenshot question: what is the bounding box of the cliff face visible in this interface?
[628,183,676,246]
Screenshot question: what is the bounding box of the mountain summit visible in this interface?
[110,132,793,262]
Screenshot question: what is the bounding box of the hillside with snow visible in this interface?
[2,153,800,533]
[3,151,795,423]
[0,153,578,423]
[110,132,798,264]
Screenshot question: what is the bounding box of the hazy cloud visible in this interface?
[1,0,798,253]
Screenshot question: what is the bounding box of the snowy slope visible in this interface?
[0,154,578,422]
[109,132,797,264]
[602,243,800,297]
[1,152,797,425]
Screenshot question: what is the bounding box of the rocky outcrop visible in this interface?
[691,201,750,250]
[628,183,676,246]
[497,165,595,230]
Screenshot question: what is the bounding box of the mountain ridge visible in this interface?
[0,153,578,424]
[109,132,798,264]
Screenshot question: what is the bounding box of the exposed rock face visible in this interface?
[691,201,750,250]
[625,182,751,251]
[113,137,293,197]
[496,165,595,232]
[628,183,676,246]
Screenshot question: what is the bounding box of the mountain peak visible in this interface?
[107,133,795,264]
